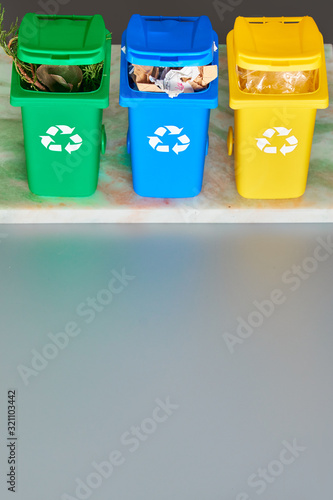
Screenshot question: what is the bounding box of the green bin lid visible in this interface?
[17,14,106,65]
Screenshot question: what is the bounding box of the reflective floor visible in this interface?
[0,224,332,500]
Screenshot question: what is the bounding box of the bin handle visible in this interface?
[227,126,234,156]
[101,124,107,155]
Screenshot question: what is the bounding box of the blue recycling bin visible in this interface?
[119,15,219,198]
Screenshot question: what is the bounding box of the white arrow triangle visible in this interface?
[166,126,183,135]
[264,146,277,154]
[178,134,190,145]
[49,144,62,152]
[280,144,297,156]
[57,125,75,135]
[154,127,167,137]
[65,143,82,154]
[256,138,270,151]
[70,134,83,144]
[286,135,298,146]
[148,137,162,149]
[263,129,276,139]
[46,126,59,136]
[173,143,190,155]
[275,127,292,137]
[40,136,54,148]
[156,145,170,153]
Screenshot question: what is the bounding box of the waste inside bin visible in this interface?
[119,15,219,198]
[227,16,329,200]
[10,14,111,197]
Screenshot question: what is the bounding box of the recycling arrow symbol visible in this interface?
[40,125,83,154]
[148,126,191,155]
[256,127,299,156]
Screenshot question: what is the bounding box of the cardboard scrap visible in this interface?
[130,64,218,97]
[195,66,218,87]
[129,65,160,84]
[136,83,164,93]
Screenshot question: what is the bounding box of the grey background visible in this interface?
[0,224,333,500]
[2,0,333,44]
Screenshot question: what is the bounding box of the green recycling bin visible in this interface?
[10,14,111,197]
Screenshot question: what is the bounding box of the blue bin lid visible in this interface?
[124,15,215,67]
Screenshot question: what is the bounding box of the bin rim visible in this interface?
[119,30,219,109]
[227,31,329,110]
[10,31,111,108]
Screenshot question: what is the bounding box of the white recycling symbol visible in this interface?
[256,127,299,156]
[148,126,190,155]
[40,125,83,155]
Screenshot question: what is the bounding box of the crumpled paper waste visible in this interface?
[129,64,218,98]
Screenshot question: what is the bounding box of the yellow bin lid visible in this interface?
[234,16,323,71]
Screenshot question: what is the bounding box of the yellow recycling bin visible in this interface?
[227,17,329,199]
